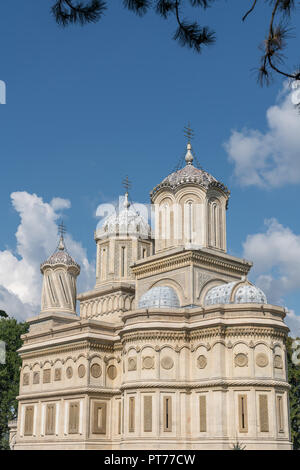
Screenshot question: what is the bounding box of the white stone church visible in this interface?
[11,141,292,449]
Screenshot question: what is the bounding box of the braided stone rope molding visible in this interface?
[121,379,290,391]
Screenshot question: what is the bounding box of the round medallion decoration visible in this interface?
[78,364,86,378]
[256,353,269,368]
[274,355,283,369]
[128,357,137,371]
[161,356,174,370]
[142,356,154,370]
[66,366,73,379]
[107,365,117,380]
[234,353,248,367]
[91,363,102,378]
[197,355,207,369]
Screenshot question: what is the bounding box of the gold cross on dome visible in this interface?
[184,123,194,143]
[122,175,132,193]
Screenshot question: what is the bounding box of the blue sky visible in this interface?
[0,1,300,335]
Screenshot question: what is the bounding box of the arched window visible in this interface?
[208,199,220,248]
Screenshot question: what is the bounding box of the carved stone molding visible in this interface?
[161,356,174,370]
[78,364,86,378]
[142,356,155,370]
[197,355,207,369]
[91,363,102,378]
[256,353,269,368]
[107,365,117,380]
[234,353,248,367]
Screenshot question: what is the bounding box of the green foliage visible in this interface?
[0,316,28,450]
[287,336,300,450]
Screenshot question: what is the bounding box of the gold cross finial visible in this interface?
[122,175,132,193]
[184,122,194,143]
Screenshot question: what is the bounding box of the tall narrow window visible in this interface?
[129,397,135,433]
[144,396,152,432]
[188,202,193,243]
[277,396,284,432]
[46,404,56,435]
[118,401,122,435]
[69,402,79,434]
[142,248,147,259]
[101,248,107,280]
[47,275,56,303]
[163,396,172,432]
[238,394,248,433]
[121,246,125,277]
[59,274,69,303]
[199,395,207,432]
[259,395,269,432]
[93,402,107,434]
[24,406,34,436]
[212,203,217,247]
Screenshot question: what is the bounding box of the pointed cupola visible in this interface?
[40,229,80,314]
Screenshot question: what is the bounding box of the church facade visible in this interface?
[13,142,292,450]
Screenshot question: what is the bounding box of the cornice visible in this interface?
[17,385,121,400]
[131,249,251,279]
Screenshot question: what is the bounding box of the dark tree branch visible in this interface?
[242,0,258,22]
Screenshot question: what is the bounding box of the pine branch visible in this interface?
[52,0,106,26]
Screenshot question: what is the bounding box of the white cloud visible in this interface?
[224,86,300,188]
[243,218,300,337]
[0,192,95,321]
[243,218,300,304]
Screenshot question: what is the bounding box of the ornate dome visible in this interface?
[40,236,80,273]
[151,143,230,200]
[138,286,180,309]
[101,193,151,237]
[204,279,267,306]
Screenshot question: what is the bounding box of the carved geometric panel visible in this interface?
[197,355,207,369]
[78,365,86,378]
[23,373,29,386]
[24,406,34,436]
[107,365,117,380]
[142,356,154,370]
[274,355,283,369]
[54,368,61,381]
[161,356,174,370]
[33,372,40,384]
[256,353,269,368]
[128,357,137,371]
[234,353,248,367]
[43,369,51,383]
[259,395,269,432]
[92,402,107,434]
[66,367,73,379]
[91,363,102,378]
[144,396,152,432]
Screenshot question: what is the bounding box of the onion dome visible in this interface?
[138,286,180,309]
[204,278,267,306]
[150,143,230,201]
[40,235,80,274]
[100,192,151,238]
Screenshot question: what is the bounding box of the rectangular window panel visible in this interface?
[238,394,248,433]
[92,402,107,434]
[199,395,207,432]
[69,402,79,434]
[144,396,152,432]
[43,369,51,384]
[259,395,269,432]
[129,397,135,433]
[163,396,172,432]
[46,404,56,435]
[24,406,34,436]
[118,401,121,435]
[277,396,284,432]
